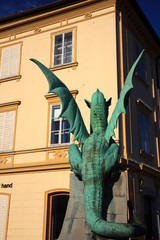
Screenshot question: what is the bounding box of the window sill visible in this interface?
[0,75,21,83]
[140,149,154,160]
[135,73,149,88]
[50,62,78,72]
[49,143,71,148]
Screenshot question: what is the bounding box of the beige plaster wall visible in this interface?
[0,4,118,239]
[0,170,70,240]
[0,6,118,156]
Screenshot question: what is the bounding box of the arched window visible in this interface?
[46,191,69,240]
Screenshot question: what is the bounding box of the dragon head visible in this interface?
[85,89,111,133]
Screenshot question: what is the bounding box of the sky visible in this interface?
[0,0,160,38]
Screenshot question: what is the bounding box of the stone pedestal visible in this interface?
[58,172,127,240]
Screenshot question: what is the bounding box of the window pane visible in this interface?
[54,35,63,66]
[139,112,150,154]
[61,119,70,143]
[51,132,59,144]
[55,34,62,45]
[144,117,150,154]
[64,32,72,64]
[61,119,70,130]
[61,130,70,143]
[146,140,150,154]
[64,32,72,43]
[54,43,62,55]
[54,55,62,66]
[52,107,61,119]
[63,52,72,64]
[140,136,146,152]
[50,106,61,144]
[139,113,144,138]
[51,120,59,131]
[64,42,72,54]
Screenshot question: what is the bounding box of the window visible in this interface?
[139,111,150,154]
[0,101,20,153]
[51,28,77,69]
[45,91,78,147]
[0,43,22,80]
[50,105,70,145]
[0,111,16,153]
[0,194,10,240]
[53,31,73,67]
[46,192,69,240]
[135,44,146,81]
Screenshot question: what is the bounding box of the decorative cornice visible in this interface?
[0,2,115,45]
[116,0,160,57]
[0,101,21,108]
[0,0,106,31]
[45,90,79,100]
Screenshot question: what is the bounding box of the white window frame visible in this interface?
[53,30,74,67]
[0,43,21,80]
[49,104,71,146]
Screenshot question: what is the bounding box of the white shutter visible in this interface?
[0,111,15,152]
[0,44,20,79]
[0,47,10,79]
[9,44,20,77]
[0,113,6,152]
[0,195,9,240]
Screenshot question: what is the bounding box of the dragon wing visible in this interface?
[104,49,145,143]
[30,58,89,145]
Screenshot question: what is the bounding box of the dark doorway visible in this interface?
[46,192,69,240]
[143,196,154,240]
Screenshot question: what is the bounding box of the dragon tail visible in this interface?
[85,213,146,239]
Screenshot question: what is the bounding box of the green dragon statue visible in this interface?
[30,50,146,239]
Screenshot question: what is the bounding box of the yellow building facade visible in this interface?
[0,0,160,239]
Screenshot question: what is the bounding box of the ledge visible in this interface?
[0,75,21,83]
[137,99,152,112]
[0,162,70,174]
[45,90,78,100]
[0,146,71,174]
[0,101,21,108]
[140,149,154,161]
[135,73,150,88]
[0,145,69,156]
[139,163,160,178]
[49,62,78,71]
[120,157,160,178]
